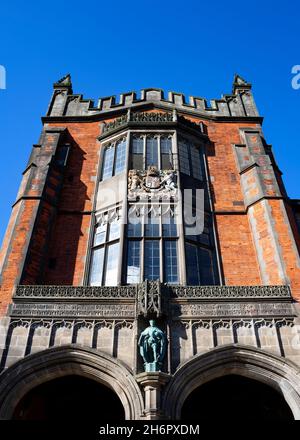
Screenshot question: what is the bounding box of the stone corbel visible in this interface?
[136,372,170,420]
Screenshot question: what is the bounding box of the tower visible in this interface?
[0,74,300,420]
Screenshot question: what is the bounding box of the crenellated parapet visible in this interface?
[45,74,260,120]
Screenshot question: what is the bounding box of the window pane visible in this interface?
[127,240,141,283]
[94,223,107,246]
[108,218,120,241]
[55,145,70,167]
[127,220,142,237]
[178,139,190,175]
[89,247,104,286]
[104,242,119,286]
[185,243,201,285]
[190,144,203,180]
[144,240,160,280]
[131,137,144,169]
[162,209,177,237]
[198,247,215,285]
[161,137,173,169]
[198,213,211,246]
[102,146,115,180]
[114,139,126,175]
[146,137,158,168]
[128,208,142,237]
[132,137,144,153]
[164,241,178,284]
[144,214,160,237]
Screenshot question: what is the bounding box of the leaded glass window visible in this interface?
[101,137,127,181]
[126,203,179,284]
[102,146,115,180]
[146,136,159,168]
[104,242,119,286]
[163,240,178,283]
[114,139,126,175]
[144,240,160,280]
[126,241,141,284]
[185,242,215,285]
[89,209,121,286]
[89,247,105,286]
[161,136,173,169]
[178,138,191,175]
[131,136,144,170]
[130,134,174,170]
[178,136,203,180]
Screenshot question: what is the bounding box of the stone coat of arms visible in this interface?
[128,166,177,199]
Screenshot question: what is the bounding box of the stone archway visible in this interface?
[181,374,294,420]
[163,345,300,420]
[12,374,125,420]
[0,345,144,420]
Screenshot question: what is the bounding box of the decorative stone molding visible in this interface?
[137,280,162,318]
[102,114,128,133]
[171,302,295,319]
[131,111,173,123]
[14,284,292,304]
[99,110,207,138]
[179,317,295,330]
[170,284,292,300]
[15,285,137,299]
[9,303,136,319]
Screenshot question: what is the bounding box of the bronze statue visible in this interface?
[138,320,167,372]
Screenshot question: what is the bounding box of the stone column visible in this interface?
[136,372,170,420]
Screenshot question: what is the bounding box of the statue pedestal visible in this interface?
[136,372,170,420]
[144,361,162,372]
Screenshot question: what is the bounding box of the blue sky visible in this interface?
[0,0,299,245]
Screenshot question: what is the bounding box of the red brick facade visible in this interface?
[1,76,300,315]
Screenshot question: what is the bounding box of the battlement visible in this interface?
[46,74,260,120]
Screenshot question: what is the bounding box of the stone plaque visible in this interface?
[10,303,135,318]
[172,302,295,318]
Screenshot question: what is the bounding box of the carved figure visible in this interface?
[138,320,167,372]
[128,170,141,191]
[144,166,161,190]
[161,170,176,190]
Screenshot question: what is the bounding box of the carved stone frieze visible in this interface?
[100,111,206,136]
[12,284,294,322]
[131,111,173,123]
[10,303,136,319]
[177,317,295,331]
[102,114,128,133]
[15,285,137,299]
[172,302,295,319]
[170,285,292,300]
